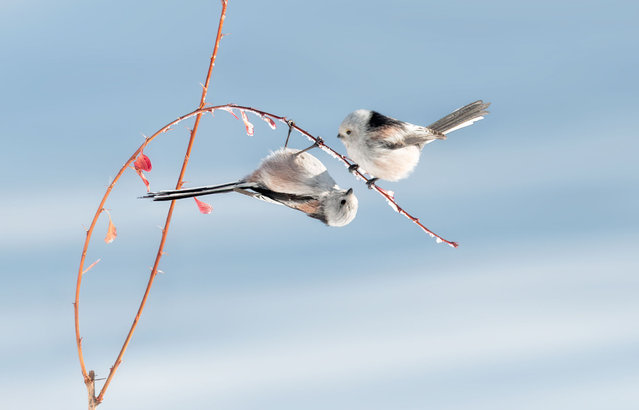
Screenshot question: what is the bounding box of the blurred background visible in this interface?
[1,0,638,409]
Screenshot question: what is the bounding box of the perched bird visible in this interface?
[142,148,358,227]
[337,100,490,183]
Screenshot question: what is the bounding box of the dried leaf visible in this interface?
[134,152,152,172]
[104,211,117,244]
[262,115,277,129]
[240,110,254,136]
[82,258,101,275]
[194,197,213,214]
[218,106,239,119]
[135,169,150,192]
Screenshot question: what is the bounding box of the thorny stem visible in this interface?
[74,1,229,407]
[75,100,457,403]
[75,100,456,400]
[75,4,456,404]
[95,1,228,404]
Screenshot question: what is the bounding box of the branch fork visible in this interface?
[75,1,458,408]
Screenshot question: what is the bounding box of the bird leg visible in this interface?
[284,119,295,148]
[297,137,324,154]
[348,164,360,173]
[365,177,378,189]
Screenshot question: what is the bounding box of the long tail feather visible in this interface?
[428,100,490,134]
[140,181,255,201]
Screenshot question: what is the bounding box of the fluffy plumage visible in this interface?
[142,148,358,227]
[338,100,490,181]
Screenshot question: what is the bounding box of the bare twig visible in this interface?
[87,371,97,410]
[75,3,457,405]
[74,102,456,403]
[95,1,229,405]
[74,1,229,407]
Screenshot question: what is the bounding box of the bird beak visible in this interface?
[346,188,353,195]
[337,133,343,140]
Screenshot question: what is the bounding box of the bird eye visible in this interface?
[346,130,352,135]
[340,199,347,205]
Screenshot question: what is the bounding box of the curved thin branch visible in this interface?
[75,100,457,403]
[75,75,458,409]
[132,103,458,246]
[76,1,456,407]
[74,1,229,407]
[95,1,229,404]
[212,104,459,247]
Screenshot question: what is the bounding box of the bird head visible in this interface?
[322,188,358,227]
[337,109,370,146]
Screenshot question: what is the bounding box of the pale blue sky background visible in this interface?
[1,1,638,409]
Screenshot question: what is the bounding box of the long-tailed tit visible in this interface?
[337,100,490,183]
[142,148,359,227]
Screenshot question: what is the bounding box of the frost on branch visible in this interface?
[379,189,399,212]
[319,145,344,161]
[218,106,239,119]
